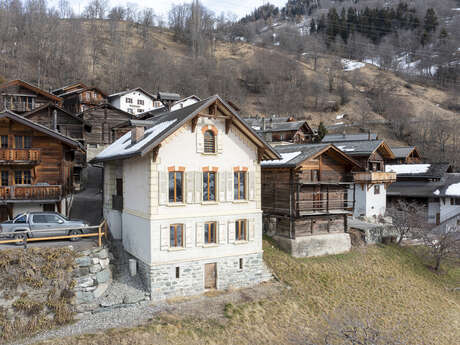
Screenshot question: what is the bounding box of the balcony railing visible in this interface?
[0,185,62,201]
[0,149,40,164]
[353,171,396,184]
[296,191,354,215]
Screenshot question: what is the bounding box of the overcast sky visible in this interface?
[51,1,287,19]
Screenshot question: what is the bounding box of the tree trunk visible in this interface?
[434,256,441,271]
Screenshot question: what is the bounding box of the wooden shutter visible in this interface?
[217,133,223,153]
[228,220,235,243]
[219,221,226,244]
[196,222,204,246]
[248,171,255,200]
[219,172,226,202]
[249,218,255,241]
[160,224,169,250]
[226,171,233,201]
[185,171,194,203]
[196,130,204,153]
[159,171,168,205]
[185,222,193,248]
[195,171,202,203]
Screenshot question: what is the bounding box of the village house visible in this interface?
[321,132,378,143]
[387,146,422,164]
[0,80,62,114]
[91,95,279,299]
[108,88,161,115]
[261,143,361,257]
[52,82,108,113]
[0,110,83,221]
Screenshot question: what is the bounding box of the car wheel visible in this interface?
[13,232,25,246]
[69,229,82,241]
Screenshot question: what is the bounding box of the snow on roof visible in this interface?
[385,164,431,175]
[342,59,365,71]
[261,151,302,166]
[336,114,345,120]
[337,145,355,152]
[95,119,177,160]
[170,97,199,111]
[433,189,440,196]
[445,183,460,196]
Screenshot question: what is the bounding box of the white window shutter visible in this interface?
[248,171,255,200]
[219,172,226,202]
[197,130,204,153]
[196,222,204,246]
[185,223,193,248]
[217,133,223,153]
[160,224,169,250]
[219,221,226,244]
[228,220,235,243]
[195,171,202,203]
[249,218,255,241]
[185,171,194,203]
[159,171,168,205]
[226,171,233,201]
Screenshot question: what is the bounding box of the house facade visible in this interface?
[53,83,107,114]
[92,95,279,299]
[261,144,361,257]
[387,146,422,164]
[0,110,82,221]
[108,88,160,115]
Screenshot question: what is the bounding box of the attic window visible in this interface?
[204,130,216,153]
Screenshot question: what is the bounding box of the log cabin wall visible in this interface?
[262,168,292,216]
[81,107,131,145]
[0,85,58,113]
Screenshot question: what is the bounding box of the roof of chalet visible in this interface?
[91,95,280,163]
[0,80,62,102]
[390,146,420,159]
[108,87,156,100]
[77,102,133,118]
[432,174,460,197]
[23,102,92,129]
[52,82,88,95]
[385,163,452,179]
[387,174,460,198]
[59,86,108,98]
[137,95,202,120]
[332,140,395,159]
[244,116,296,127]
[258,120,311,133]
[261,143,361,169]
[158,92,180,101]
[0,110,84,150]
[322,132,378,143]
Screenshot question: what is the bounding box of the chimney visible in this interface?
[368,130,371,141]
[131,126,144,144]
[262,117,266,131]
[52,109,58,131]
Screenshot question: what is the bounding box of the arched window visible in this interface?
[204,130,216,153]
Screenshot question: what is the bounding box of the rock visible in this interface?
[76,277,94,288]
[74,267,90,277]
[75,291,95,304]
[97,249,109,259]
[90,264,102,274]
[74,312,91,320]
[83,286,97,292]
[76,256,91,267]
[91,258,100,265]
[100,258,110,269]
[96,269,111,284]
[122,293,145,304]
[75,303,98,313]
[93,282,109,299]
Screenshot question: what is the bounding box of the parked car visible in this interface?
[0,212,89,245]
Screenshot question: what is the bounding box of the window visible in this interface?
[234,171,247,200]
[126,97,133,104]
[239,258,243,270]
[1,135,7,148]
[374,185,380,195]
[204,130,216,153]
[204,222,216,244]
[14,214,27,223]
[168,171,183,203]
[170,224,184,247]
[175,267,180,278]
[85,92,90,101]
[452,198,460,206]
[1,171,8,186]
[137,99,144,105]
[14,136,31,149]
[203,172,216,201]
[235,219,247,241]
[137,109,144,113]
[127,108,134,114]
[32,214,48,223]
[14,170,31,184]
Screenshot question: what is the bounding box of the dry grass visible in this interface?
[35,240,459,345]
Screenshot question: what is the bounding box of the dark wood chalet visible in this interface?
[0,80,62,114]
[0,110,83,221]
[262,144,361,242]
[387,146,422,164]
[53,83,108,113]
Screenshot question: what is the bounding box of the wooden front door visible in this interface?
[204,263,217,289]
[436,213,440,225]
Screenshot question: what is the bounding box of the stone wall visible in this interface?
[136,252,271,301]
[72,246,112,312]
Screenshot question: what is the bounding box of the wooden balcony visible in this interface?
[296,191,354,216]
[353,171,396,184]
[0,185,62,201]
[0,149,40,165]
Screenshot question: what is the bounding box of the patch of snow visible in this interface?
[342,58,365,71]
[171,98,198,111]
[335,122,344,125]
[252,126,261,130]
[96,120,177,160]
[385,164,431,174]
[274,42,280,46]
[337,145,355,152]
[433,189,440,196]
[301,52,308,56]
[261,151,302,166]
[445,183,460,196]
[336,114,345,120]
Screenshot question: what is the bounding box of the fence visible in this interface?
[0,220,108,248]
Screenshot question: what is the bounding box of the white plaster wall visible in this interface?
[440,197,460,222]
[366,183,386,218]
[111,91,155,114]
[122,212,152,264]
[428,199,440,224]
[353,185,367,217]
[123,156,150,215]
[104,209,122,239]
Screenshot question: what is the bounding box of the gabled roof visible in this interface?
[0,80,62,102]
[261,143,361,169]
[0,110,83,150]
[108,87,156,100]
[386,163,452,179]
[333,140,395,159]
[92,95,280,163]
[23,102,92,129]
[59,86,108,98]
[158,92,180,101]
[322,132,378,143]
[259,121,312,133]
[432,174,460,197]
[387,173,460,198]
[390,146,421,160]
[52,82,88,95]
[78,102,133,118]
[137,95,202,120]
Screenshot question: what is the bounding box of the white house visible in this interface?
[92,95,279,300]
[108,88,160,115]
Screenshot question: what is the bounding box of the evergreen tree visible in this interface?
[424,8,438,33]
[339,8,348,43]
[317,122,327,142]
[310,18,316,34]
[439,28,448,41]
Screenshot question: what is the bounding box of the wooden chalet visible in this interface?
[0,110,83,221]
[261,144,361,248]
[0,80,62,114]
[53,83,108,113]
[387,146,422,164]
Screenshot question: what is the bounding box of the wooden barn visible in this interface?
[0,110,83,221]
[261,143,361,257]
[387,146,422,164]
[53,83,108,113]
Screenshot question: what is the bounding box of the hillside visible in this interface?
[35,241,460,345]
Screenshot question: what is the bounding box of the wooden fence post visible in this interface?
[98,223,102,247]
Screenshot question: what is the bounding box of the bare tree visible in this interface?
[386,201,426,245]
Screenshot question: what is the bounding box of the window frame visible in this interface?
[14,136,31,149]
[1,135,7,148]
[1,171,8,186]
[168,170,184,203]
[374,185,380,195]
[125,97,133,104]
[204,221,217,244]
[137,99,144,105]
[204,130,216,153]
[235,219,247,241]
[234,170,247,200]
[170,224,184,248]
[14,170,31,185]
[203,171,217,202]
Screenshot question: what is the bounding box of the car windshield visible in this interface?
[13,214,27,223]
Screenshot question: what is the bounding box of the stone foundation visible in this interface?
[273,233,351,258]
[134,252,271,301]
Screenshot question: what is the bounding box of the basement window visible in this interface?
[175,267,180,279]
[239,258,243,270]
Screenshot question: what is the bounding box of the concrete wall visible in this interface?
[428,198,440,224]
[441,197,460,222]
[273,233,351,258]
[352,183,386,218]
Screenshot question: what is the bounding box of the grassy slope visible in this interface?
[36,241,459,345]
